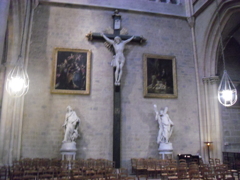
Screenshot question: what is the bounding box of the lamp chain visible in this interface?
[18,0,29,61]
[6,0,30,97]
[216,0,237,107]
[215,0,226,71]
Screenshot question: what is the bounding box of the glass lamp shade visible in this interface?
[218,70,237,107]
[6,61,29,97]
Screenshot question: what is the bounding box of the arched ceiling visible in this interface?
[222,11,240,47]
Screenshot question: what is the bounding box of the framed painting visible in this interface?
[143,54,177,98]
[51,48,91,95]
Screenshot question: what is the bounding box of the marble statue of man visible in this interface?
[101,33,134,86]
[62,106,80,142]
[154,104,174,144]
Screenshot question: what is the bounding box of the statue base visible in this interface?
[60,142,77,161]
[158,142,173,160]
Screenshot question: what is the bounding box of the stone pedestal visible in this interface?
[158,142,173,159]
[60,142,77,161]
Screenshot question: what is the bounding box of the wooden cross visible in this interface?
[86,10,146,43]
[86,9,146,168]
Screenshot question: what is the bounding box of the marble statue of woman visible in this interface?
[101,33,134,86]
[62,106,80,142]
[154,104,174,144]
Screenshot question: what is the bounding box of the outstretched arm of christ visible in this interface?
[101,33,114,44]
[123,36,134,44]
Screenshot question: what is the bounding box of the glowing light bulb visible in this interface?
[8,77,25,93]
[221,90,233,102]
[6,63,29,97]
[218,70,237,107]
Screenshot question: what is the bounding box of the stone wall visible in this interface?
[22,2,199,169]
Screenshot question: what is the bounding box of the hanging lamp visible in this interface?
[218,70,237,107]
[6,2,29,97]
[216,1,237,107]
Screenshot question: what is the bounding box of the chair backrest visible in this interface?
[201,169,215,179]
[179,159,186,164]
[189,163,199,171]
[177,167,188,179]
[209,158,215,166]
[147,159,156,170]
[215,158,221,165]
[0,166,8,180]
[136,158,147,169]
[189,169,200,179]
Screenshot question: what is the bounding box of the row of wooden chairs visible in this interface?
[5,158,138,180]
[8,167,137,180]
[12,158,116,169]
[131,158,237,179]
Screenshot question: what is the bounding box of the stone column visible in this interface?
[202,76,221,163]
[0,0,10,65]
[209,76,222,161]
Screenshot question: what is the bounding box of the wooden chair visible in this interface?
[22,169,38,180]
[234,160,240,179]
[177,166,189,179]
[146,159,156,178]
[50,159,61,168]
[57,169,71,180]
[189,169,201,180]
[179,162,188,170]
[38,167,55,180]
[157,160,169,179]
[209,158,215,167]
[215,159,221,166]
[169,159,178,166]
[118,168,128,180]
[72,168,83,180]
[166,164,178,180]
[131,158,137,175]
[11,170,23,180]
[189,163,199,172]
[135,159,147,180]
[214,165,225,180]
[22,158,33,169]
[0,166,8,180]
[105,168,118,180]
[40,158,51,168]
[179,159,187,164]
[201,168,215,180]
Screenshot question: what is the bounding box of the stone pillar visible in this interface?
[202,76,221,163]
[209,76,222,161]
[0,0,10,65]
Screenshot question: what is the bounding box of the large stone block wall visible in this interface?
[22,3,199,168]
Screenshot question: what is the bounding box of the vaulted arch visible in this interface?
[198,0,240,162]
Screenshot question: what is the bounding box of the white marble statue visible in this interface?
[154,104,174,144]
[62,106,80,143]
[101,33,134,86]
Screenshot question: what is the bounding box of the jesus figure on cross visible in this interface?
[101,33,134,86]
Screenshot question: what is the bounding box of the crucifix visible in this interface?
[86,9,146,168]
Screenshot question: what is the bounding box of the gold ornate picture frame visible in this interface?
[143,54,177,98]
[51,48,91,95]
